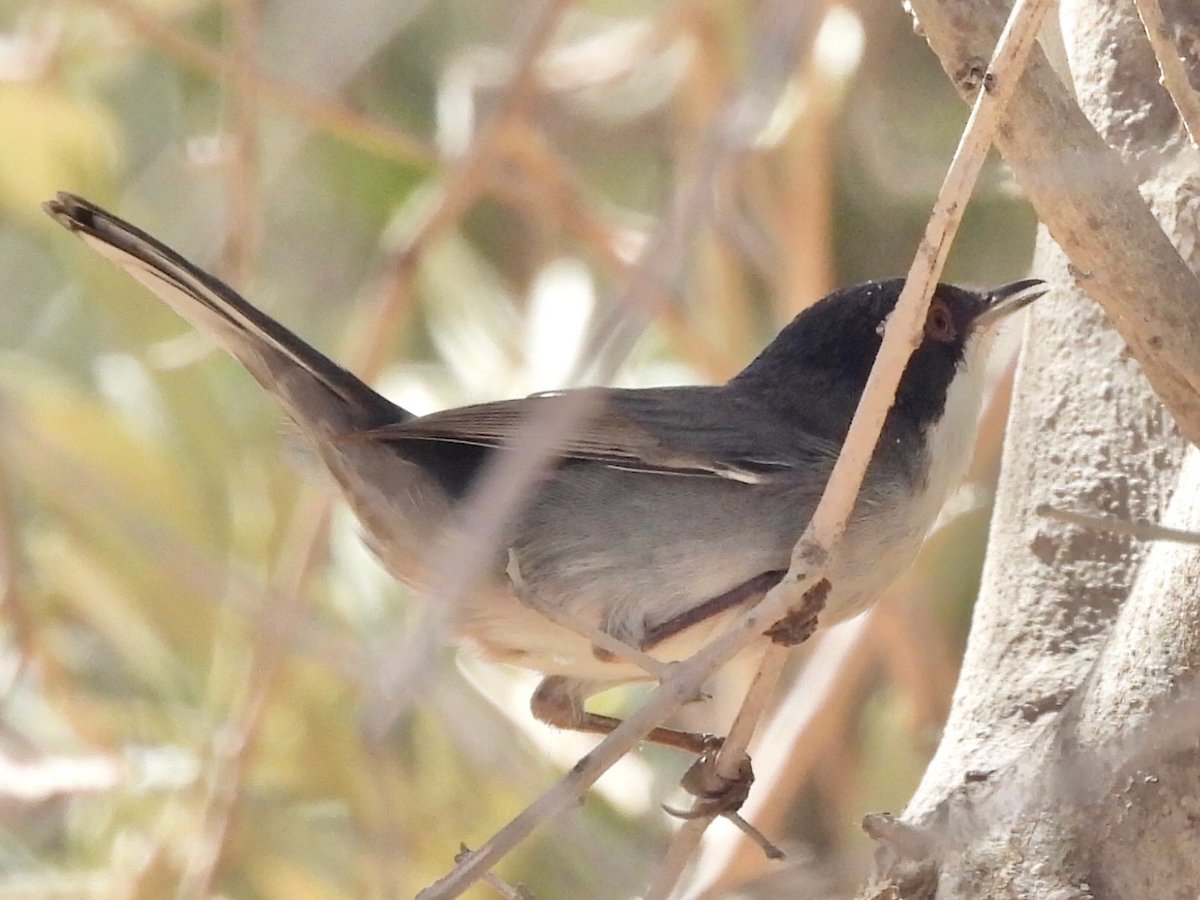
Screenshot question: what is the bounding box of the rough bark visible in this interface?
[863,0,1200,897]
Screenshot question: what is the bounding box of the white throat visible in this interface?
[919,335,994,523]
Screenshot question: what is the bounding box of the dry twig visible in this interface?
[641,0,1054,893]
[1036,503,1200,545]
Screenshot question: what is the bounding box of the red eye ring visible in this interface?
[925,299,957,342]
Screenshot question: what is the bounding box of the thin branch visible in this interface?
[456,846,535,900]
[0,461,35,697]
[1133,0,1200,149]
[682,615,878,899]
[1036,503,1200,545]
[912,0,1200,447]
[221,0,262,289]
[177,492,334,900]
[83,0,734,392]
[0,414,357,675]
[498,129,732,380]
[641,0,1054,891]
[359,0,585,730]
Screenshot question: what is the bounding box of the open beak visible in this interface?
[974,278,1047,331]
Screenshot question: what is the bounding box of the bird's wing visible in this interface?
[342,387,842,484]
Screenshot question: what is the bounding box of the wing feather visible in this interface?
[342,386,841,484]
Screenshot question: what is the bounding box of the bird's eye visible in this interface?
[925,299,957,343]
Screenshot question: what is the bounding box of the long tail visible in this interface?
[45,192,407,434]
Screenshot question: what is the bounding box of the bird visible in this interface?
[44,191,1044,754]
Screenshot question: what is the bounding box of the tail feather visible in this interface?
[45,192,405,433]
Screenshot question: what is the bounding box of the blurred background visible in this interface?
[0,0,1037,897]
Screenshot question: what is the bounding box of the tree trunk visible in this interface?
[865,1,1200,896]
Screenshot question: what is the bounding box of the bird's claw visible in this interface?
[663,748,784,860]
[671,744,755,817]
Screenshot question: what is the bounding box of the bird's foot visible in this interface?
[665,745,784,859]
[675,743,754,816]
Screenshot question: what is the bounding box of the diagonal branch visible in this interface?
[642,1,1054,894]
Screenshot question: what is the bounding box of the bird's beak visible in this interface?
[973,278,1047,331]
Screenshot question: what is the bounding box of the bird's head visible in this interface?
[732,277,1046,434]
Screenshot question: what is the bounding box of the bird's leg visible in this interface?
[663,577,832,834]
[529,676,720,754]
[665,731,783,858]
[637,570,786,650]
[673,744,754,815]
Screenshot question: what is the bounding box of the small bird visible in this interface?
[45,192,1043,753]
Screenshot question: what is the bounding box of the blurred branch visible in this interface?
[221,0,262,289]
[507,551,668,679]
[499,129,731,380]
[177,492,333,900]
[0,463,34,697]
[683,616,876,899]
[759,0,845,319]
[871,587,955,732]
[0,416,357,673]
[176,4,574,897]
[1132,0,1200,148]
[78,0,739,391]
[676,3,755,371]
[80,0,437,166]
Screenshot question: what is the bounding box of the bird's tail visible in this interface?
[44,192,407,435]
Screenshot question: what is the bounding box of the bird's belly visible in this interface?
[822,510,931,622]
[450,482,942,684]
